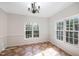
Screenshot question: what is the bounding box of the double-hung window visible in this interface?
[66,18,79,44]
[56,22,63,40]
[56,17,79,45]
[25,24,32,38]
[25,23,39,38]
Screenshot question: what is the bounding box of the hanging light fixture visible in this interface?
[28,2,40,14]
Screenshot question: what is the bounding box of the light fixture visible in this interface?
[28,2,40,14]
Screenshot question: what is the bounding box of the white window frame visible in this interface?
[25,23,39,39]
[56,16,79,45]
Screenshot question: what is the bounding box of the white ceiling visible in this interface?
[0,2,74,18]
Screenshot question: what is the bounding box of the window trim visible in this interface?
[25,23,39,39]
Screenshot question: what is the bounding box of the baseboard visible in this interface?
[6,41,49,49]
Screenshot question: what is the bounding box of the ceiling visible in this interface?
[0,2,74,18]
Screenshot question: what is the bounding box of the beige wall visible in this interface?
[0,8,49,50]
[7,13,49,47]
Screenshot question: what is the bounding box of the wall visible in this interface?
[0,9,7,52]
[49,3,79,55]
[7,13,48,47]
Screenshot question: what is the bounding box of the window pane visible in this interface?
[26,25,32,30]
[61,36,63,40]
[70,25,73,27]
[59,22,61,30]
[74,32,78,38]
[74,39,78,44]
[66,20,69,24]
[66,20,69,30]
[66,27,69,30]
[26,31,28,34]
[29,34,32,37]
[58,36,59,40]
[33,24,39,37]
[26,34,32,38]
[34,31,39,34]
[59,36,60,40]
[57,23,59,30]
[70,27,73,30]
[33,25,39,31]
[29,31,32,34]
[26,31,32,34]
[34,34,39,37]
[66,25,69,27]
[56,31,58,35]
[26,31,32,38]
[70,32,73,37]
[56,31,58,39]
[70,19,73,30]
[74,24,79,31]
[66,37,68,42]
[26,35,28,38]
[70,19,73,25]
[74,18,78,24]
[66,32,69,37]
[70,38,73,44]
[60,31,63,35]
[57,31,59,39]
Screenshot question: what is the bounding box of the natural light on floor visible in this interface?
[34,48,60,56]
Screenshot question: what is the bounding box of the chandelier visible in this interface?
[28,2,40,14]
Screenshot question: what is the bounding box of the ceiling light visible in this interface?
[28,2,40,14]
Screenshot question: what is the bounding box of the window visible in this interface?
[33,24,39,37]
[56,22,63,40]
[56,17,79,45]
[25,23,39,38]
[65,18,79,44]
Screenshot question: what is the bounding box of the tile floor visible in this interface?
[0,42,71,56]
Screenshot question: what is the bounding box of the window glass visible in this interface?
[70,19,73,25]
[70,19,73,30]
[26,25,32,30]
[74,32,78,38]
[70,38,73,44]
[70,32,73,37]
[56,31,59,39]
[26,25,32,38]
[74,18,78,24]
[66,32,69,37]
[33,24,39,37]
[61,31,63,36]
[74,39,78,44]
[66,37,68,42]
[66,20,69,25]
[74,24,78,31]
[61,36,63,40]
[66,20,69,30]
[57,23,59,30]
